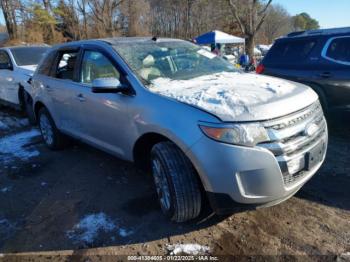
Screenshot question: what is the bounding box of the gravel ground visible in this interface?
[0,107,349,261]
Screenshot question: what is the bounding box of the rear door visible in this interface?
[316,36,350,109]
[41,47,87,137]
[262,37,319,82]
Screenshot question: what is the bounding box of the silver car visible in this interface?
[29,38,328,222]
[0,46,49,112]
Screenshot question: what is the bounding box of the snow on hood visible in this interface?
[149,72,318,121]
[18,64,37,72]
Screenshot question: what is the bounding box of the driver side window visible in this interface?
[0,51,12,69]
[80,51,120,84]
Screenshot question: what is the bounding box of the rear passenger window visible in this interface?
[37,50,56,76]
[265,39,316,65]
[54,51,79,80]
[325,37,350,64]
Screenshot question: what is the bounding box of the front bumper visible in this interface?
[187,128,328,213]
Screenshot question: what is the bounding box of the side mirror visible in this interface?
[91,78,129,94]
[0,63,12,70]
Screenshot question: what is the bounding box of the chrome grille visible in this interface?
[258,101,327,186]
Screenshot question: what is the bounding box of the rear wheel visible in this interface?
[151,141,202,222]
[38,107,68,150]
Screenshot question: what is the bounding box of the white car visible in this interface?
[0,46,50,113]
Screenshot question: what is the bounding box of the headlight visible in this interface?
[199,123,270,147]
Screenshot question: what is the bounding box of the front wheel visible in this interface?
[151,142,202,222]
[38,107,68,150]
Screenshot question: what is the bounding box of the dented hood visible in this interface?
[149,72,318,122]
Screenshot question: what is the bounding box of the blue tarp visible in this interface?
[195,30,245,45]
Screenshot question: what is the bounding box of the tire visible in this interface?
[151,141,202,222]
[23,91,36,125]
[38,107,68,150]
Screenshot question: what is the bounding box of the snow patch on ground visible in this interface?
[66,213,134,244]
[0,218,16,240]
[118,228,134,237]
[67,213,116,244]
[0,187,12,193]
[149,72,297,120]
[0,129,41,164]
[0,116,29,131]
[0,121,8,130]
[166,244,210,255]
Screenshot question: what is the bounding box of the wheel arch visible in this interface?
[302,81,329,113]
[133,132,170,171]
[18,84,25,109]
[34,101,47,120]
[132,131,207,190]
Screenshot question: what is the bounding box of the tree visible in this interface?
[292,12,320,31]
[227,0,273,58]
[88,0,124,37]
[0,0,18,39]
[259,4,292,43]
[54,0,81,40]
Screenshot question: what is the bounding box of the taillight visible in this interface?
[256,64,265,74]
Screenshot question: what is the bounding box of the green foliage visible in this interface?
[292,12,320,31]
[31,4,57,25]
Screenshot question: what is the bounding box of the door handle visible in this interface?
[320,72,331,78]
[76,93,86,102]
[45,85,53,92]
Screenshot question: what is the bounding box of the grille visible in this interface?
[258,101,327,186]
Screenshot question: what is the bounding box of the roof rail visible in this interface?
[285,27,350,38]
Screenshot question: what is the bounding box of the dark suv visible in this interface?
[257,27,350,113]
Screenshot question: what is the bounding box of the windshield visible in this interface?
[11,47,50,66]
[113,41,237,83]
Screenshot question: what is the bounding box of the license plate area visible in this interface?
[305,141,326,171]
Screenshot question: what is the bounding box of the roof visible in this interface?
[9,45,50,49]
[285,27,350,39]
[0,44,50,51]
[51,37,186,50]
[195,30,245,44]
[102,37,185,45]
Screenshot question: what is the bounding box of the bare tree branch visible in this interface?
[228,0,246,34]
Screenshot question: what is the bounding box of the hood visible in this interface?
[149,72,318,122]
[18,65,37,74]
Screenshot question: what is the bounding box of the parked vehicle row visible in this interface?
[257,27,350,113]
[0,34,331,222]
[0,46,49,113]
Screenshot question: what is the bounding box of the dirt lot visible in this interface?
[0,106,349,260]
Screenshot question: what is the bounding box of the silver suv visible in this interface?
[30,38,328,222]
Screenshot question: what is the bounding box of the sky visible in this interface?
[274,0,349,29]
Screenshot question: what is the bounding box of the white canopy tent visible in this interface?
[195,30,245,45]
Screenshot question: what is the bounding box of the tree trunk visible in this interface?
[245,35,255,59]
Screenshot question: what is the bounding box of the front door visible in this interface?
[74,49,134,158]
